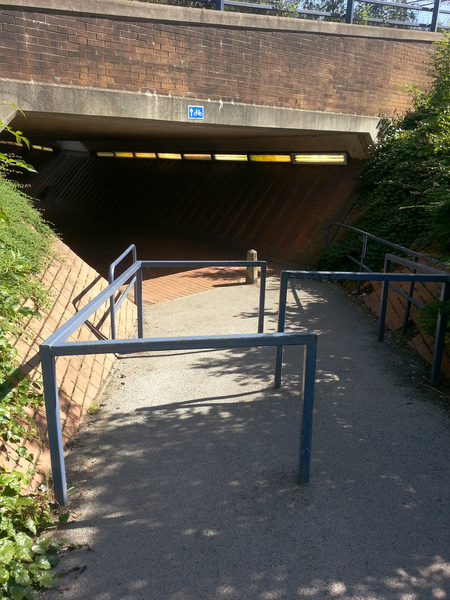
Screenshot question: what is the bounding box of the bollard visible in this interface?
[246,249,258,285]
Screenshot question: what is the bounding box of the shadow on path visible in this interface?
[44,280,449,600]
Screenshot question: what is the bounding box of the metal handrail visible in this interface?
[208,0,447,31]
[108,244,138,340]
[322,224,450,383]
[40,254,317,505]
[382,254,450,384]
[275,268,450,388]
[325,223,449,270]
[109,258,268,336]
[324,222,449,295]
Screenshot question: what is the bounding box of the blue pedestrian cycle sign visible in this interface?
[188,106,204,120]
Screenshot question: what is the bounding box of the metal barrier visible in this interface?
[324,222,449,295]
[40,257,317,506]
[191,0,448,31]
[275,268,450,388]
[108,244,138,340]
[108,250,268,338]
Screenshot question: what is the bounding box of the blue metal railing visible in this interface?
[275,267,450,388]
[324,222,449,296]
[108,243,138,340]
[40,253,317,506]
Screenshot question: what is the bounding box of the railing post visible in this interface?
[215,0,224,10]
[378,257,391,342]
[246,249,258,285]
[298,337,317,484]
[275,271,289,388]
[357,234,368,295]
[403,256,418,334]
[324,224,332,249]
[136,263,144,339]
[258,262,266,334]
[431,0,441,31]
[345,0,355,23]
[431,280,449,386]
[40,346,68,507]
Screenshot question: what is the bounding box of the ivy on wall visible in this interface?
[319,33,450,271]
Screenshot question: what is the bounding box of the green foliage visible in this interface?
[0,175,54,330]
[0,113,59,599]
[319,33,450,271]
[416,299,450,343]
[273,0,416,23]
[318,35,450,348]
[0,470,59,600]
[0,104,36,175]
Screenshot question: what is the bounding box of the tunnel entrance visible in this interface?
[11,149,363,274]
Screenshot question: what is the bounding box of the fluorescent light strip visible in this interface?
[135,152,156,159]
[32,145,53,152]
[293,153,347,165]
[214,154,248,162]
[115,152,134,158]
[249,154,291,163]
[0,140,22,147]
[93,151,348,165]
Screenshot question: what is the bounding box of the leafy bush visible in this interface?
[0,175,54,328]
[0,470,59,600]
[317,35,450,346]
[318,33,450,271]
[0,110,59,599]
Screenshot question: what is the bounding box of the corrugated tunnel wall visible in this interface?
[16,150,363,269]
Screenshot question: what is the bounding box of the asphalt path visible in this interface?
[43,276,450,600]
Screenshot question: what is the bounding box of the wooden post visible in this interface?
[246,249,258,285]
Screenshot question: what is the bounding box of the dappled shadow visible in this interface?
[50,362,449,598]
[44,279,449,600]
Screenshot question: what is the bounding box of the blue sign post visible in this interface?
[188,106,204,120]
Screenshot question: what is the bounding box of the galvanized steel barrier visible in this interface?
[275,268,450,389]
[41,256,318,506]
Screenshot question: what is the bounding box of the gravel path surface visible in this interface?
[43,277,450,600]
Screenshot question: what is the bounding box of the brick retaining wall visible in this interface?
[362,277,450,381]
[3,238,136,486]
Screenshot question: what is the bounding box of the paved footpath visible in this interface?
[44,275,450,600]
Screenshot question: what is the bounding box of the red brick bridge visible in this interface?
[0,0,442,263]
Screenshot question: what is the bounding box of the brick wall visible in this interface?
[0,4,434,117]
[3,238,136,486]
[362,276,450,381]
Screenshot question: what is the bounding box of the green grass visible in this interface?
[0,171,56,315]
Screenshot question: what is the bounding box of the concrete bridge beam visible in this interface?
[0,0,440,157]
[0,101,17,133]
[2,80,379,158]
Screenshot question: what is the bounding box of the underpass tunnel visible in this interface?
[2,116,366,277]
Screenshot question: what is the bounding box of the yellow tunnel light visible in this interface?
[96,151,114,157]
[249,154,291,163]
[183,153,212,161]
[158,153,182,160]
[293,153,348,165]
[115,152,134,158]
[32,145,53,152]
[214,154,248,162]
[0,140,22,147]
[135,152,156,159]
